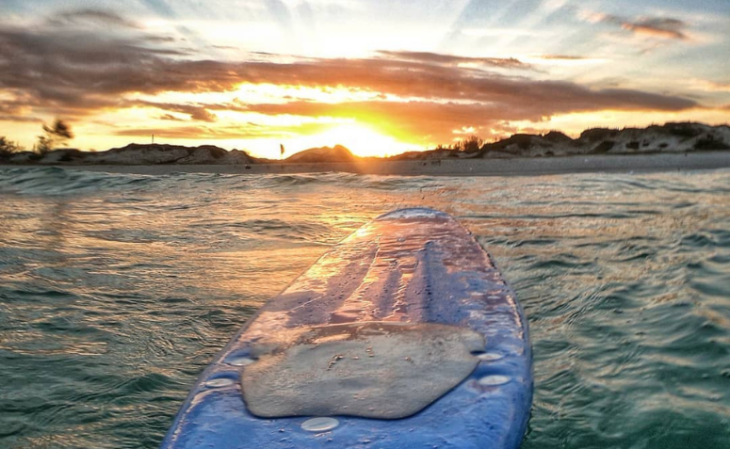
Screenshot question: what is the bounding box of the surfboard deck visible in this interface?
[161,208,532,449]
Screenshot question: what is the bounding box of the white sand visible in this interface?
[51,151,730,177]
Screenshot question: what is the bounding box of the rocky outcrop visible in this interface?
[29,144,256,165]
[284,145,356,163]
[87,144,244,164]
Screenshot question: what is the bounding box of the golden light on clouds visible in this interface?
[0,1,728,156]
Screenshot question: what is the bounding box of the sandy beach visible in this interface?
[43,151,730,177]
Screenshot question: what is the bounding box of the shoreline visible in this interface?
[3,151,730,177]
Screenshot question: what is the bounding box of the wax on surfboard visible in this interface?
[161,208,532,449]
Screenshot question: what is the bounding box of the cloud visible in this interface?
[0,13,700,143]
[114,125,232,139]
[690,79,730,93]
[0,115,42,123]
[222,97,696,143]
[159,113,185,121]
[377,51,533,70]
[0,95,43,123]
[132,101,218,122]
[592,13,689,40]
[113,121,335,140]
[48,9,140,29]
[0,22,694,113]
[537,54,590,60]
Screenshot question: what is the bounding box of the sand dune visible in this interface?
[64,152,730,177]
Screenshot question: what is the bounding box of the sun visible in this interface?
[235,121,424,159]
[299,123,417,158]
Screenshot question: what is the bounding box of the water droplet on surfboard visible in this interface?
[204,378,235,388]
[476,352,504,361]
[227,356,256,366]
[301,417,339,432]
[478,375,511,386]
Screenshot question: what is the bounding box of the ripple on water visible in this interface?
[0,167,729,448]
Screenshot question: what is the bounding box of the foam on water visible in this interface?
[1,166,729,448]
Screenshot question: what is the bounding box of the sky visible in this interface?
[0,0,729,158]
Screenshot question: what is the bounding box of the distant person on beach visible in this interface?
[280,144,285,159]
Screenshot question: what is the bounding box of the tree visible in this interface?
[0,136,20,160]
[461,135,483,153]
[36,119,74,155]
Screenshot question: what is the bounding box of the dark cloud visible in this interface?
[0,25,191,116]
[596,14,689,40]
[132,101,218,122]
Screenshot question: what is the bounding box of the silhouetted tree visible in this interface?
[0,136,20,160]
[433,135,485,153]
[461,135,483,153]
[36,119,74,155]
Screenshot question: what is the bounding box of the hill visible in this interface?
[477,122,730,158]
[284,145,356,163]
[6,144,256,165]
[388,122,730,161]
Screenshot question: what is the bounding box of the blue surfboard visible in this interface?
[161,208,532,448]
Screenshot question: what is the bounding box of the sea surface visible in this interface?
[1,166,729,449]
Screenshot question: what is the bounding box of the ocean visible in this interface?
[1,166,729,448]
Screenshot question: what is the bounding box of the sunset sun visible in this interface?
[301,123,417,158]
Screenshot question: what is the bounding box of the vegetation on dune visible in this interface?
[0,136,22,160]
[436,135,484,153]
[35,119,74,155]
[422,122,730,159]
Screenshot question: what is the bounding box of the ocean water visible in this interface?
[1,166,729,449]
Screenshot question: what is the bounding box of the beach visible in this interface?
[49,151,730,176]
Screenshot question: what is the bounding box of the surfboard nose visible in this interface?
[161,208,532,449]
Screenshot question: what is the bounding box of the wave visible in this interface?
[0,167,161,196]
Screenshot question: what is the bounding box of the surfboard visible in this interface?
[161,208,532,449]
